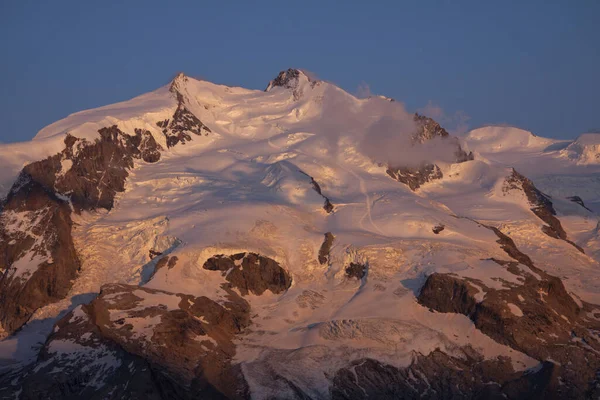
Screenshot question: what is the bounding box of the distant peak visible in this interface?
[265,68,315,92]
[169,72,188,94]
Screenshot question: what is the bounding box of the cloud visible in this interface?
[355,82,372,99]
[417,101,471,135]
[311,85,469,168]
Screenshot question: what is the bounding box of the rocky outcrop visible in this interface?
[0,176,80,336]
[387,114,473,191]
[0,125,166,336]
[264,69,318,100]
[21,127,161,211]
[503,169,584,252]
[387,163,443,191]
[157,95,212,148]
[13,303,163,400]
[318,232,335,265]
[265,68,302,91]
[11,283,252,399]
[432,224,445,234]
[300,172,334,213]
[203,252,292,295]
[345,262,367,280]
[332,350,558,400]
[418,225,600,398]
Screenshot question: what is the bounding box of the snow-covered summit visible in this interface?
[560,132,600,164]
[464,125,557,153]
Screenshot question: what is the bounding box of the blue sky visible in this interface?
[0,0,598,142]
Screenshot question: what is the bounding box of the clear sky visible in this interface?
[1,0,598,142]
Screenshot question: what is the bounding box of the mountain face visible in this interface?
[1,69,600,399]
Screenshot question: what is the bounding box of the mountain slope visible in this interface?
[1,70,600,399]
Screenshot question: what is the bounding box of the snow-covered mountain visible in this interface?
[1,69,600,399]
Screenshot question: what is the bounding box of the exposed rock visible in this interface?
[0,125,169,336]
[332,350,558,400]
[264,69,318,100]
[10,283,252,399]
[503,169,584,253]
[386,163,443,191]
[14,304,164,400]
[160,78,212,147]
[302,172,334,213]
[136,128,162,163]
[203,253,292,295]
[418,225,600,397]
[265,68,302,92]
[432,224,445,234]
[345,262,367,280]
[23,127,161,212]
[0,176,80,336]
[318,232,335,265]
[387,114,473,191]
[149,249,163,259]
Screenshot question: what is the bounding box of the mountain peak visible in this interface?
[264,68,314,92]
[169,72,188,94]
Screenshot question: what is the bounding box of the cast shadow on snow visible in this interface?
[400,276,427,297]
[543,141,571,152]
[0,292,96,370]
[139,240,182,285]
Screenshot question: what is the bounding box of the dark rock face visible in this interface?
[12,284,252,399]
[158,93,212,148]
[418,224,600,398]
[387,114,473,191]
[503,169,584,253]
[23,126,162,212]
[0,176,80,336]
[332,351,558,400]
[387,163,443,191]
[318,232,335,265]
[14,303,164,400]
[432,224,445,234]
[0,126,167,336]
[345,262,367,280]
[264,69,317,100]
[299,170,334,213]
[266,68,301,91]
[136,128,162,163]
[203,252,292,295]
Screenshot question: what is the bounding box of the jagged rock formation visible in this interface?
[503,169,584,252]
[345,262,367,280]
[386,113,474,190]
[264,68,318,100]
[0,176,80,336]
[318,232,334,265]
[418,223,600,398]
[157,95,212,147]
[203,253,292,296]
[15,283,252,399]
[432,224,445,234]
[332,350,557,399]
[307,175,334,213]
